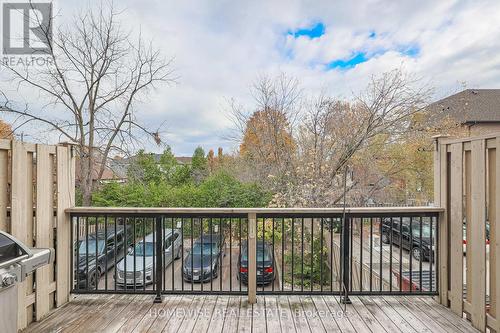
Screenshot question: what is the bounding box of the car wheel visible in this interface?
[381,233,390,244]
[412,247,422,261]
[88,271,98,289]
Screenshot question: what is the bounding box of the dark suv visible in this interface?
[238,240,275,285]
[75,225,132,289]
[381,217,434,261]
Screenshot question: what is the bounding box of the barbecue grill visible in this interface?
[0,231,54,333]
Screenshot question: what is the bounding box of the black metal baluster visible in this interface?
[229,217,232,292]
[291,218,295,292]
[181,218,184,292]
[124,217,128,290]
[85,217,89,291]
[239,217,242,292]
[220,218,223,292]
[201,218,204,293]
[349,217,353,292]
[133,217,136,293]
[359,218,363,292]
[409,217,413,292]
[311,217,314,293]
[399,216,403,292]
[263,218,266,292]
[282,218,285,292]
[419,216,423,292]
[143,218,146,292]
[171,218,174,292]
[114,217,117,292]
[341,214,351,304]
[301,217,304,292]
[272,217,275,292]
[151,218,155,288]
[104,215,108,291]
[379,218,383,292]
[210,218,213,291]
[95,217,99,291]
[330,218,333,292]
[389,217,393,292]
[430,216,434,292]
[369,217,373,292]
[191,217,194,291]
[246,218,248,292]
[320,218,324,292]
[154,216,162,303]
[75,216,79,291]
[435,215,439,296]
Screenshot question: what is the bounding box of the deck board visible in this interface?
[206,296,229,333]
[23,295,480,333]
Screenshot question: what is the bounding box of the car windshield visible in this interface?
[242,247,271,262]
[78,240,105,255]
[411,224,432,238]
[133,242,155,256]
[192,243,218,256]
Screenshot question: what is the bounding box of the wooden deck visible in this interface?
[24,294,479,333]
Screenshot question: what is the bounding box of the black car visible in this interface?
[238,240,275,285]
[75,225,132,288]
[381,217,434,261]
[183,234,226,282]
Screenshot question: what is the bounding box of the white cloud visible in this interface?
[2,0,500,155]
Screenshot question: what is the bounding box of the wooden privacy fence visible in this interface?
[0,140,75,330]
[434,133,500,332]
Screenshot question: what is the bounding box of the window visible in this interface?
[78,240,105,255]
[192,242,218,255]
[164,236,172,250]
[106,239,115,250]
[133,242,154,256]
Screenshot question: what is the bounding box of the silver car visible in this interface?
[115,229,182,287]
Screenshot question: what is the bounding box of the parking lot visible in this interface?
[96,240,279,292]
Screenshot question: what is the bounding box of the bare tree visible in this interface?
[230,69,432,207]
[228,73,302,198]
[0,2,175,205]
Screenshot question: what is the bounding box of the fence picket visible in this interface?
[489,141,499,332]
[470,139,487,330]
[449,143,464,315]
[56,145,75,306]
[35,144,52,320]
[11,141,30,329]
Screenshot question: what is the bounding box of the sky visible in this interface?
[4,0,500,156]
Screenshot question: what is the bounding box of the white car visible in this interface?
[115,228,181,286]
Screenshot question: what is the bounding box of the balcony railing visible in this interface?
[67,206,443,303]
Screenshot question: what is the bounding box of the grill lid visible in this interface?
[0,232,30,268]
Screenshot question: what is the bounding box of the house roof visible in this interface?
[426,89,500,124]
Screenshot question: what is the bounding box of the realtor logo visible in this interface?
[2,2,52,55]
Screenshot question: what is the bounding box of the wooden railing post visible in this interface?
[248,212,257,304]
[56,144,76,307]
[433,135,449,306]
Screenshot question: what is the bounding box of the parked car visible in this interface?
[238,240,275,285]
[381,217,434,261]
[463,221,490,254]
[75,224,132,289]
[183,234,226,282]
[115,228,182,287]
